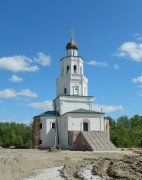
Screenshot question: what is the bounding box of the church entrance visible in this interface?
[83,122,88,131]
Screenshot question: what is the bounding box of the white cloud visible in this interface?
[113,64,120,70]
[18,89,37,98]
[94,104,124,113]
[0,89,17,98]
[138,85,142,88]
[132,76,142,83]
[116,42,142,61]
[34,52,51,66]
[0,55,39,72]
[9,75,23,82]
[86,61,108,67]
[0,89,37,99]
[26,100,53,110]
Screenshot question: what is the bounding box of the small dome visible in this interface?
[66,39,78,50]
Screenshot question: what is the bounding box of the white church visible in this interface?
[33,35,116,151]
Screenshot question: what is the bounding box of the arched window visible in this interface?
[66,65,69,74]
[73,65,77,74]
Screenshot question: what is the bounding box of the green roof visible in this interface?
[69,108,104,114]
[34,111,57,117]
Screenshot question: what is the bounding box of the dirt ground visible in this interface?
[0,148,142,180]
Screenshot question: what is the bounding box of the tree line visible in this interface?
[0,114,142,148]
[0,122,32,148]
[107,114,142,148]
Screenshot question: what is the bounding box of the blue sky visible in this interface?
[0,0,142,124]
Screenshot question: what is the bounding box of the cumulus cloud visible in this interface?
[0,89,37,99]
[26,100,53,110]
[9,75,23,82]
[86,61,108,67]
[116,42,142,61]
[94,104,124,113]
[0,55,39,72]
[113,64,120,70]
[132,76,142,83]
[34,52,51,66]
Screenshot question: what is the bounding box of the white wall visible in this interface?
[54,96,94,115]
[58,114,68,149]
[67,49,78,56]
[56,74,88,97]
[40,116,56,148]
[67,113,105,132]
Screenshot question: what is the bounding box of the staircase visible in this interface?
[81,131,117,151]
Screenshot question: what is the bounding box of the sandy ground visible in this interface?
[0,148,142,180]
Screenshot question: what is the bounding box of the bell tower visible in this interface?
[54,33,94,115]
[56,38,88,97]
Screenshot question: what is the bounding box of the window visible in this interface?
[40,123,42,129]
[74,86,79,95]
[73,65,77,74]
[52,123,55,129]
[39,140,42,144]
[64,88,67,94]
[83,123,88,131]
[66,65,69,74]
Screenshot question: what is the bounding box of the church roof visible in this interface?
[66,39,78,50]
[68,108,104,114]
[34,111,58,117]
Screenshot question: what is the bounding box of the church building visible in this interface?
[33,35,116,151]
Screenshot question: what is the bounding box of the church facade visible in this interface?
[33,37,115,151]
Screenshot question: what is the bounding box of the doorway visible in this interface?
[83,122,88,131]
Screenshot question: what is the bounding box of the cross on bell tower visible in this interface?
[69,28,75,40]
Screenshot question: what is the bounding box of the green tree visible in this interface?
[9,131,17,146]
[15,135,24,147]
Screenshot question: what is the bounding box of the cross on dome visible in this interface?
[66,28,78,50]
[69,28,75,40]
